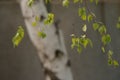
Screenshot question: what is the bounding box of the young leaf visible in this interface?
[93,22,99,31]
[77,45,82,53]
[32,21,37,27]
[108,59,113,65]
[12,26,24,47]
[81,14,87,21]
[88,14,93,22]
[116,23,120,29]
[73,0,79,3]
[35,16,40,22]
[113,60,119,67]
[98,25,106,34]
[101,46,105,53]
[78,7,86,20]
[38,31,46,38]
[62,0,69,7]
[71,37,76,48]
[82,24,87,32]
[44,13,54,25]
[101,34,111,45]
[108,50,113,56]
[27,0,34,7]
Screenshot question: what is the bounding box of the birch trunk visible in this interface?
[19,0,73,80]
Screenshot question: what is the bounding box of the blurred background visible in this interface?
[0,0,120,80]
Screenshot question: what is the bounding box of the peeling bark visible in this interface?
[19,0,73,80]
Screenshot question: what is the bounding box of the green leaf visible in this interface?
[81,14,87,21]
[73,0,79,3]
[101,34,111,45]
[77,45,82,53]
[35,16,40,22]
[113,60,119,67]
[38,31,46,38]
[71,37,76,48]
[87,38,93,47]
[116,23,120,29]
[62,0,69,7]
[98,25,106,34]
[82,24,87,32]
[27,0,34,7]
[101,46,105,53]
[108,50,113,56]
[93,22,99,31]
[12,26,24,47]
[81,39,89,48]
[78,7,86,21]
[108,59,113,65]
[44,13,54,25]
[88,14,93,22]
[32,21,37,27]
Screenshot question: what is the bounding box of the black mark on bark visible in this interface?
[44,68,60,80]
[40,15,45,22]
[55,49,64,58]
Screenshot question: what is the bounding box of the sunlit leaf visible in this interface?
[113,60,119,67]
[35,16,40,22]
[108,50,113,56]
[93,22,99,31]
[32,21,37,27]
[62,0,69,7]
[101,34,111,45]
[101,46,105,53]
[98,25,106,34]
[81,34,86,38]
[88,14,93,22]
[12,26,24,47]
[116,23,120,29]
[78,7,86,21]
[77,45,82,53]
[44,13,54,25]
[38,31,46,38]
[82,24,87,32]
[71,37,76,48]
[27,0,34,7]
[73,0,79,3]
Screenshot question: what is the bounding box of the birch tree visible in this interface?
[18,0,73,80]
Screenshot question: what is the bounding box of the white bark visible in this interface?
[19,0,73,80]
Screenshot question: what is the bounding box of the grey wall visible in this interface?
[0,1,120,80]
[0,2,44,80]
[51,2,120,80]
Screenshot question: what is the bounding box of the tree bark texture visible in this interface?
[19,0,73,80]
